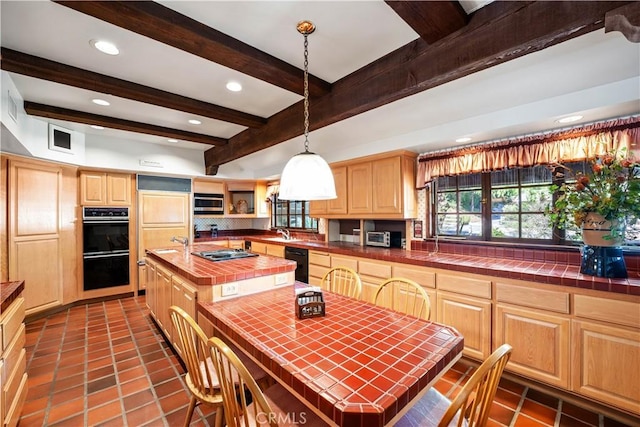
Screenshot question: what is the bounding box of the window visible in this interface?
[272,196,318,231]
[434,165,555,243]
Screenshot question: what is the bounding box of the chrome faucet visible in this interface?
[276,228,291,240]
[170,236,189,249]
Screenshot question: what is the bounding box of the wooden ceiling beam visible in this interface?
[24,102,227,146]
[54,0,332,98]
[384,1,468,44]
[1,48,265,129]
[205,1,631,172]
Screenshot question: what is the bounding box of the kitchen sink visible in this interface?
[264,237,301,242]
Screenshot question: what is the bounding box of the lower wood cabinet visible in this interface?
[308,251,331,286]
[1,293,27,427]
[495,303,570,388]
[571,320,640,414]
[437,291,492,360]
[250,242,284,258]
[145,258,198,356]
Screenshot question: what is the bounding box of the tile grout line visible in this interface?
[110,300,131,427]
[509,385,529,427]
[119,297,168,427]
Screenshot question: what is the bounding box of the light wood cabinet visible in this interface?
[1,293,27,427]
[392,264,436,320]
[310,166,348,216]
[250,242,284,258]
[308,251,331,286]
[193,179,225,195]
[372,156,402,214]
[571,294,640,413]
[437,291,492,360]
[493,283,571,388]
[137,191,190,290]
[495,304,570,388]
[170,274,197,357]
[358,259,391,303]
[348,162,372,214]
[571,319,639,414]
[155,263,172,339]
[310,151,417,219]
[228,240,244,250]
[80,171,131,206]
[8,158,77,315]
[145,259,157,316]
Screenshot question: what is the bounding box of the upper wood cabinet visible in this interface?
[309,166,348,216]
[80,171,131,206]
[193,179,224,195]
[348,162,373,214]
[310,151,417,219]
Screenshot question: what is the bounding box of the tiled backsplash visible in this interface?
[193,217,269,231]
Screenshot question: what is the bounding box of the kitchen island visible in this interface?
[144,243,296,353]
[203,235,638,420]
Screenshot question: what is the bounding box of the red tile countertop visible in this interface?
[1,280,25,313]
[199,284,464,427]
[145,243,296,286]
[244,237,640,296]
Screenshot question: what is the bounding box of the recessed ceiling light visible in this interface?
[226,81,242,92]
[90,125,104,130]
[557,115,583,124]
[90,39,119,55]
[456,137,472,143]
[188,119,201,125]
[167,139,178,143]
[92,98,110,106]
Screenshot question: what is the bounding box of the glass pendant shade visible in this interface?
[279,151,336,200]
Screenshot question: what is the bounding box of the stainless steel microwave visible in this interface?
[194,193,224,214]
[365,231,402,248]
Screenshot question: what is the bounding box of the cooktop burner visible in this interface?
[192,248,258,262]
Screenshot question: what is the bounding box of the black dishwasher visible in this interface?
[284,246,309,283]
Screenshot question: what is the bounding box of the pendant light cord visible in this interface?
[303,33,310,153]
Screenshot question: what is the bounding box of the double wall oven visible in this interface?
[82,207,130,290]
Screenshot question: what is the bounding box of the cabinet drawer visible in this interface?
[2,325,25,381]
[437,274,491,299]
[1,298,25,352]
[309,264,330,280]
[4,371,27,427]
[392,265,436,289]
[309,251,331,268]
[266,244,284,258]
[331,255,358,271]
[3,348,26,420]
[496,283,569,314]
[359,260,391,280]
[574,295,639,328]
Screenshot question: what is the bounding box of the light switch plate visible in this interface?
[221,283,239,297]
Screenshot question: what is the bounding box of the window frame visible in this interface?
[271,196,318,231]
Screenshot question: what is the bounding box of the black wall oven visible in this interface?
[83,207,130,290]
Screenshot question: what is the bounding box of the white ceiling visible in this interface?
[1,0,639,180]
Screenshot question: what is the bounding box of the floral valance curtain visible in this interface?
[416,117,640,188]
[265,184,279,201]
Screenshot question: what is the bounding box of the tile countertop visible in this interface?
[1,280,25,312]
[243,237,640,296]
[145,243,296,286]
[199,284,464,426]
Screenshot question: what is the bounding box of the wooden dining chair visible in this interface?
[169,306,224,427]
[320,266,362,299]
[207,336,326,427]
[396,344,513,427]
[373,277,431,320]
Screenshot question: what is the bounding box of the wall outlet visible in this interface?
[274,273,288,286]
[221,283,239,297]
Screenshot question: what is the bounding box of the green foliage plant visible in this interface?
[546,147,640,241]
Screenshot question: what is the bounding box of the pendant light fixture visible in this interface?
[279,20,336,201]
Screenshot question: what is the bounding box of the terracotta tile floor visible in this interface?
[19,296,638,427]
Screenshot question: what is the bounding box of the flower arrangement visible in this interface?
[547,147,640,240]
